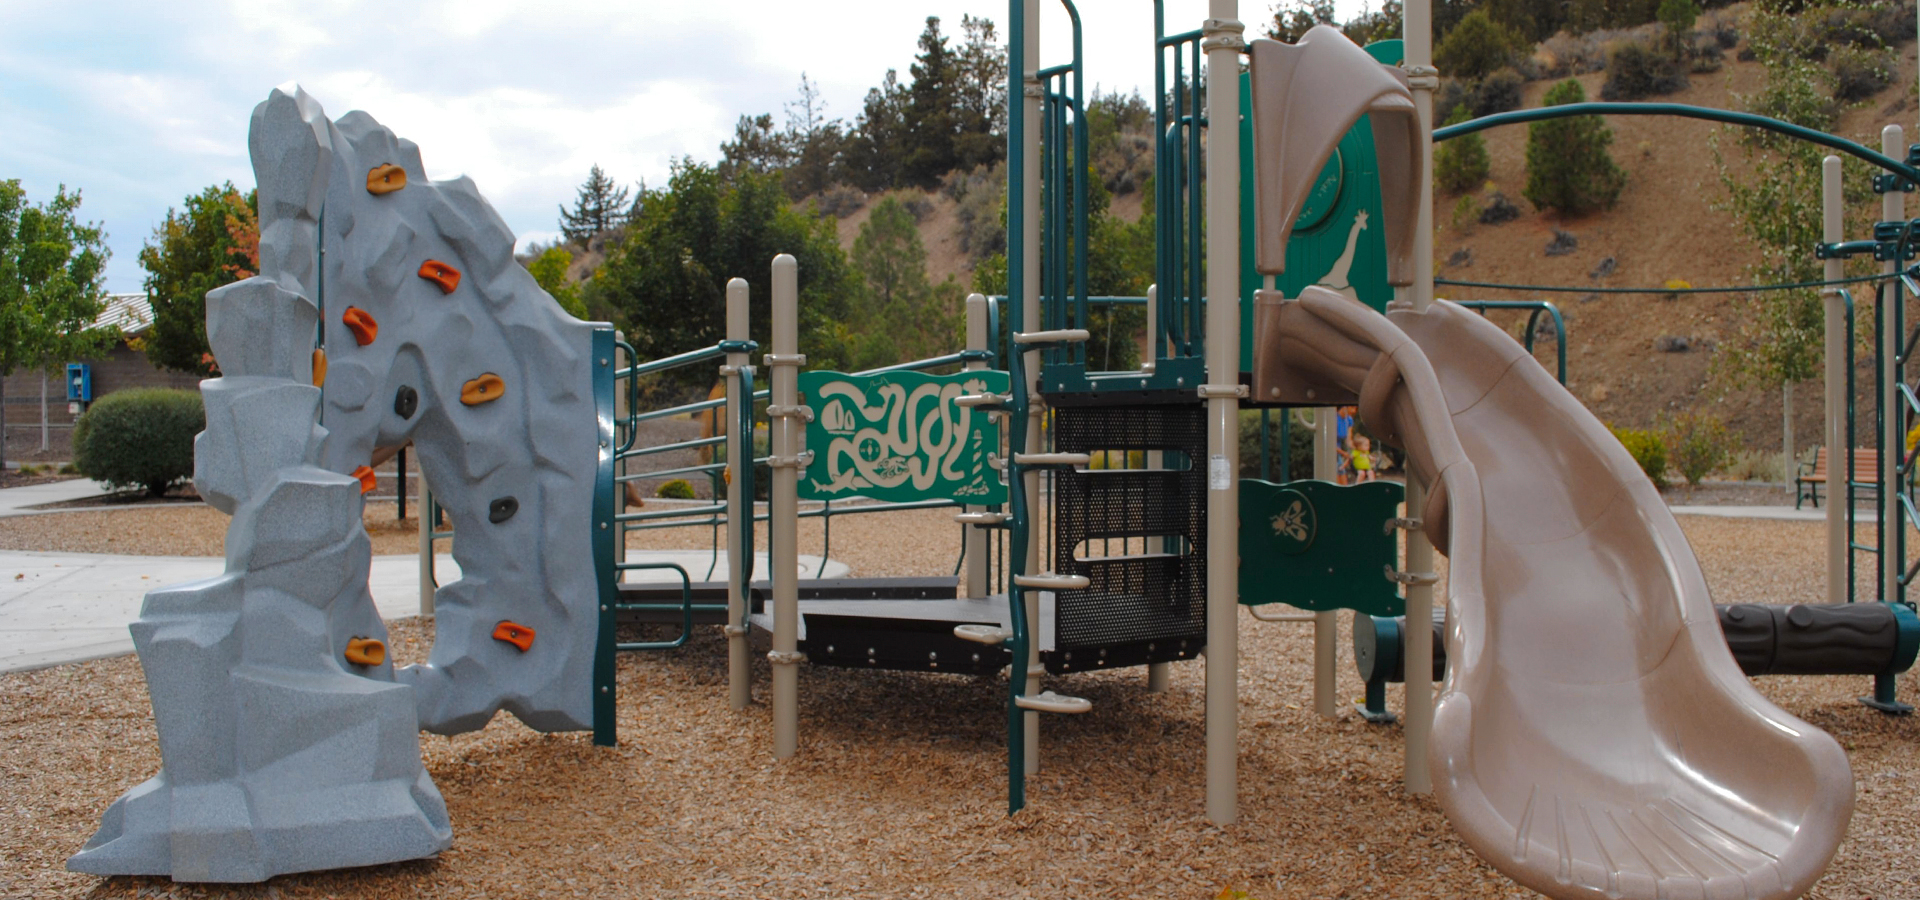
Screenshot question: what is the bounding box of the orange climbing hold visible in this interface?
[311,348,328,387]
[417,259,460,294]
[492,621,535,652]
[366,164,408,195]
[342,307,378,346]
[344,637,386,666]
[461,373,505,406]
[351,465,377,494]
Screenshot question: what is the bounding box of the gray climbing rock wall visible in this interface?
[71,83,602,881]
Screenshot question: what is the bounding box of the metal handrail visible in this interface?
[613,562,694,650]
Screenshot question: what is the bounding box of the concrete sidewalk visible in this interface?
[0,549,845,674]
[0,478,121,517]
[1669,505,1828,522]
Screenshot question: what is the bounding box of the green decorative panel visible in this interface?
[1239,39,1405,376]
[1239,477,1406,617]
[797,369,1008,504]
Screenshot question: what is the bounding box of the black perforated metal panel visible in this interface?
[1046,404,1207,672]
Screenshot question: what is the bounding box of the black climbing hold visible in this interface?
[394,385,419,419]
[489,497,518,524]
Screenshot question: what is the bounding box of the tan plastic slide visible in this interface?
[1254,287,1854,899]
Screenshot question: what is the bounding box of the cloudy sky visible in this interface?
[1,0,1378,293]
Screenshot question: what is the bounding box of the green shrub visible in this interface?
[58,462,79,475]
[655,479,696,500]
[1601,39,1689,100]
[1435,107,1491,194]
[1829,46,1894,102]
[73,388,204,498]
[1662,411,1733,487]
[1437,11,1524,80]
[1609,425,1670,491]
[1471,68,1526,117]
[1525,79,1627,215]
[1238,409,1314,481]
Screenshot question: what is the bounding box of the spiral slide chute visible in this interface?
[1249,26,1853,900]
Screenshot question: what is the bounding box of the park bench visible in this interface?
[1795,447,1881,509]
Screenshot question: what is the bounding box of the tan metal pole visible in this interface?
[1020,0,1044,777]
[1822,156,1845,605]
[1201,1,1246,826]
[726,277,752,709]
[1401,0,1438,796]
[965,293,990,601]
[1883,126,1905,606]
[770,254,802,759]
[1312,409,1339,718]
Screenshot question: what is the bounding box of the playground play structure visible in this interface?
[68,2,1920,897]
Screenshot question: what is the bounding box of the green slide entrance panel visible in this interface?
[1238,39,1405,376]
[1239,477,1405,617]
[797,369,1009,505]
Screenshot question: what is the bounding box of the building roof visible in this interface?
[92,293,153,336]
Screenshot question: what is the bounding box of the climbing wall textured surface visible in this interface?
[70,84,601,881]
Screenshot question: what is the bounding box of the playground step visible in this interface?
[1014,691,1092,714]
[953,624,1013,644]
[1012,329,1090,346]
[954,512,1009,527]
[1013,452,1091,469]
[1072,551,1182,565]
[1014,573,1092,591]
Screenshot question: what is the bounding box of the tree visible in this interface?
[1657,0,1699,41]
[904,16,960,187]
[139,183,256,375]
[1523,79,1626,215]
[719,113,793,181]
[842,70,912,192]
[1342,1,1405,44]
[588,161,858,385]
[1436,11,1525,79]
[844,195,960,370]
[951,15,1007,172]
[1269,0,1337,42]
[1434,105,1491,193]
[525,245,587,318]
[782,73,847,200]
[0,180,120,470]
[558,165,632,246]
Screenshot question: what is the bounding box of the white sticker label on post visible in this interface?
[1209,454,1231,491]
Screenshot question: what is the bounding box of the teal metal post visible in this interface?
[591,327,619,746]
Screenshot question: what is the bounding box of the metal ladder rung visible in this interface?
[1013,452,1091,469]
[953,624,1012,645]
[955,393,1011,409]
[1013,573,1091,590]
[1012,329,1090,346]
[1073,552,1181,565]
[955,512,1009,526]
[1015,691,1092,714]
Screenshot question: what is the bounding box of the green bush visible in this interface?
[655,479,696,500]
[1436,11,1524,80]
[1524,79,1627,215]
[1238,409,1314,481]
[1435,106,1491,194]
[1609,425,1670,491]
[1829,46,1894,102]
[73,388,204,497]
[1601,40,1690,100]
[1662,411,1733,487]
[1471,68,1525,117]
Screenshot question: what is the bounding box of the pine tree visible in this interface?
[1522,79,1625,215]
[783,73,846,200]
[1434,105,1490,194]
[843,70,911,192]
[951,15,1007,171]
[558,165,631,246]
[719,113,793,181]
[903,16,959,187]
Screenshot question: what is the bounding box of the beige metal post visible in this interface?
[418,477,434,616]
[1201,2,1246,826]
[1021,0,1044,777]
[1144,284,1171,693]
[1883,126,1905,606]
[1401,0,1438,795]
[770,255,802,759]
[965,293,990,600]
[1312,409,1339,718]
[1822,156,1845,605]
[726,277,752,709]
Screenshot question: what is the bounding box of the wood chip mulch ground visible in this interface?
[1,510,1915,899]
